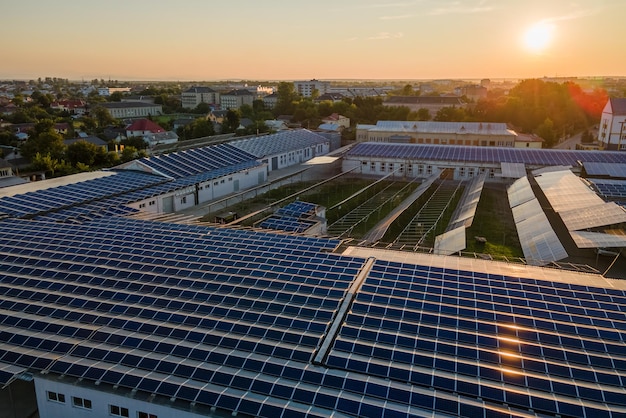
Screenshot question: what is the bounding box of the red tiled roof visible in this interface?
[126,119,165,133]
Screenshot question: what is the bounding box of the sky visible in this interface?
[1,0,625,82]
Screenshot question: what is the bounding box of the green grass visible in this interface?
[465,187,523,258]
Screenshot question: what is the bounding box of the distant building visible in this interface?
[356,121,517,147]
[220,89,254,110]
[98,102,163,119]
[454,85,488,101]
[294,79,330,98]
[262,92,279,109]
[599,98,626,150]
[50,99,87,115]
[64,136,109,151]
[384,96,465,114]
[125,119,165,138]
[98,87,131,96]
[316,92,345,102]
[321,113,350,129]
[181,86,220,109]
[514,133,544,149]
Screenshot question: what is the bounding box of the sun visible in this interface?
[523,22,554,53]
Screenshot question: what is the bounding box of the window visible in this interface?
[417,165,424,175]
[137,412,157,418]
[149,201,155,206]
[459,167,465,177]
[110,405,129,417]
[72,396,92,409]
[181,196,187,204]
[139,203,146,209]
[47,391,65,403]
[370,161,375,171]
[388,163,394,172]
[380,162,386,171]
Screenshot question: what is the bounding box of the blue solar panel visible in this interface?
[347,142,626,166]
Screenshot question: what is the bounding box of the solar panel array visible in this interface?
[136,143,258,179]
[347,142,626,166]
[0,171,168,219]
[589,178,626,199]
[275,201,317,218]
[231,130,327,158]
[259,202,318,233]
[0,216,625,417]
[447,173,486,230]
[584,162,626,178]
[327,258,626,418]
[507,177,568,265]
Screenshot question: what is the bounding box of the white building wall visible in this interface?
[600,111,626,150]
[35,377,207,418]
[129,166,268,213]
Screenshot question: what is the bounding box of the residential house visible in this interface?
[64,136,109,151]
[321,113,350,129]
[125,119,165,138]
[208,110,228,124]
[599,98,626,150]
[50,99,87,115]
[125,119,177,148]
[181,86,220,109]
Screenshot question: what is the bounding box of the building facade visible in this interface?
[219,89,254,110]
[181,86,220,109]
[98,102,163,119]
[293,79,330,98]
[356,121,517,147]
[599,97,626,150]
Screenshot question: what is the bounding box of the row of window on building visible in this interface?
[361,161,496,177]
[47,391,156,418]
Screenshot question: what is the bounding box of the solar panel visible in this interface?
[347,142,626,167]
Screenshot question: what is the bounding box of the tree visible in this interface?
[20,129,66,161]
[222,109,241,133]
[274,82,299,116]
[581,129,595,144]
[417,108,431,121]
[109,91,124,102]
[121,136,148,150]
[30,152,72,177]
[535,117,556,148]
[193,102,211,114]
[65,140,103,167]
[434,106,467,122]
[91,106,116,128]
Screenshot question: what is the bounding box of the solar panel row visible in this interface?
[348,142,626,166]
[0,171,166,218]
[138,143,258,179]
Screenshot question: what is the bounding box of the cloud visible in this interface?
[427,2,494,16]
[539,6,603,25]
[366,32,404,40]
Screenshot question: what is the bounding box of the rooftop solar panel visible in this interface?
[1,216,625,417]
[347,142,626,167]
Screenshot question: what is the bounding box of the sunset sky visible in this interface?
[1,0,624,81]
